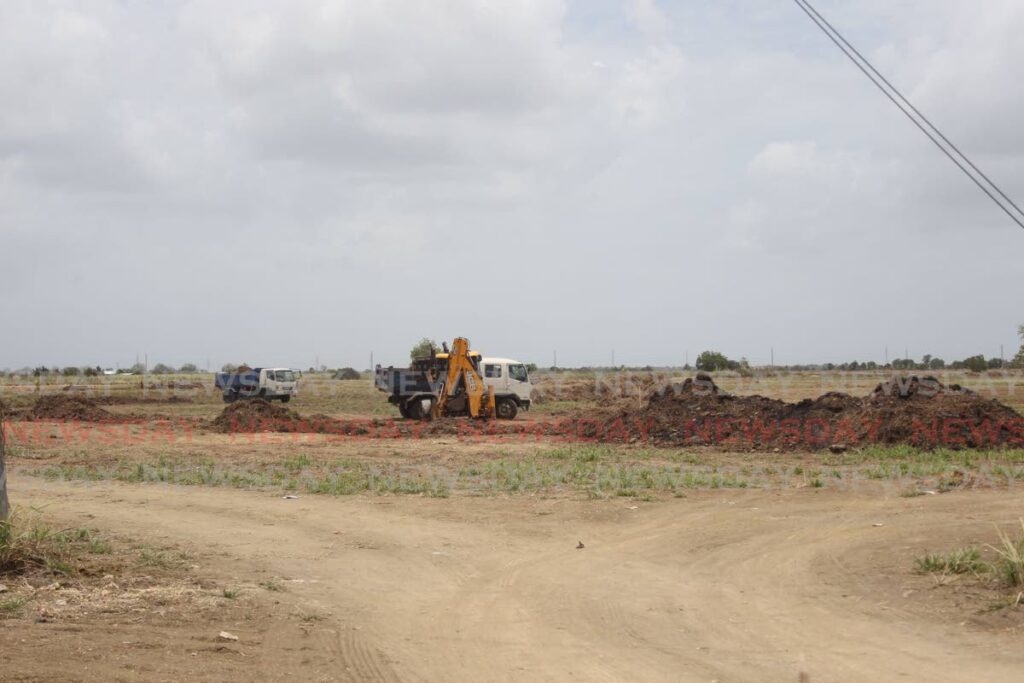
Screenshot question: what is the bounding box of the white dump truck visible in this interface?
[215,367,298,403]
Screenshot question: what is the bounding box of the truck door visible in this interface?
[483,362,506,393]
[506,363,531,401]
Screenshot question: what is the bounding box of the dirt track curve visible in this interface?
[7,475,1024,682]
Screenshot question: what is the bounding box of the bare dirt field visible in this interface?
[2,371,1024,682]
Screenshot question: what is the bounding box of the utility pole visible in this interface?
[611,349,615,368]
[0,401,8,521]
[553,350,557,370]
[685,350,689,368]
[770,347,774,368]
[884,346,889,365]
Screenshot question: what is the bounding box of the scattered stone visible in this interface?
[217,631,239,642]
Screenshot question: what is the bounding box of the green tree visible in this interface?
[179,363,198,373]
[962,355,987,373]
[410,338,439,362]
[150,363,174,375]
[695,350,730,372]
[333,367,361,380]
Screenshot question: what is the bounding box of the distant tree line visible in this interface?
[5,325,1024,378]
[1,363,208,378]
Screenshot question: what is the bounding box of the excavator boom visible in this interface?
[432,337,496,419]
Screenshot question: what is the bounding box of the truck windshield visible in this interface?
[508,364,528,382]
[275,370,295,382]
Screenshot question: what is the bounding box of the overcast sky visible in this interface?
[1,0,1022,370]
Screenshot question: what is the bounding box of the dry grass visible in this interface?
[0,509,98,576]
[987,520,1024,588]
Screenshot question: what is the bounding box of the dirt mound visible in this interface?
[624,375,1023,450]
[210,399,302,433]
[28,395,114,422]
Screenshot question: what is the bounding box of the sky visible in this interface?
[1,0,1022,370]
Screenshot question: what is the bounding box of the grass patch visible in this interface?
[0,596,30,616]
[915,547,987,575]
[915,521,1024,591]
[987,520,1024,588]
[1,510,111,577]
[134,547,189,571]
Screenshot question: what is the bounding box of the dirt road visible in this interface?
[6,476,1024,682]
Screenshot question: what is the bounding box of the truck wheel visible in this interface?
[223,391,238,404]
[496,398,518,420]
[398,403,410,419]
[281,395,291,404]
[407,399,424,420]
[407,398,433,421]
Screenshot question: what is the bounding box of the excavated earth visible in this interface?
[201,376,1024,451]
[622,374,1024,450]
[209,399,304,433]
[25,395,115,422]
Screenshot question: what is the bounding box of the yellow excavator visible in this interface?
[431,337,496,419]
[374,337,500,420]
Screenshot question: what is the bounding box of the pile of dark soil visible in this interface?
[27,395,114,422]
[625,374,1023,450]
[209,399,303,433]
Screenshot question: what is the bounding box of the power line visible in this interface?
[792,0,1024,232]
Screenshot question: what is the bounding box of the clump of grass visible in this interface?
[0,596,30,616]
[1,510,109,577]
[222,587,240,599]
[259,580,283,592]
[986,519,1024,588]
[915,547,987,575]
[134,547,189,571]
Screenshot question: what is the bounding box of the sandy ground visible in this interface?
[3,474,1023,682]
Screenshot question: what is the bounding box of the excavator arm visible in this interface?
[432,337,496,419]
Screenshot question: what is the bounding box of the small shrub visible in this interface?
[333,367,362,380]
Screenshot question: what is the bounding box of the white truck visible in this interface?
[375,354,533,419]
[215,367,298,403]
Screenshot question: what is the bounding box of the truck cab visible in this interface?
[215,367,298,403]
[479,357,532,419]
